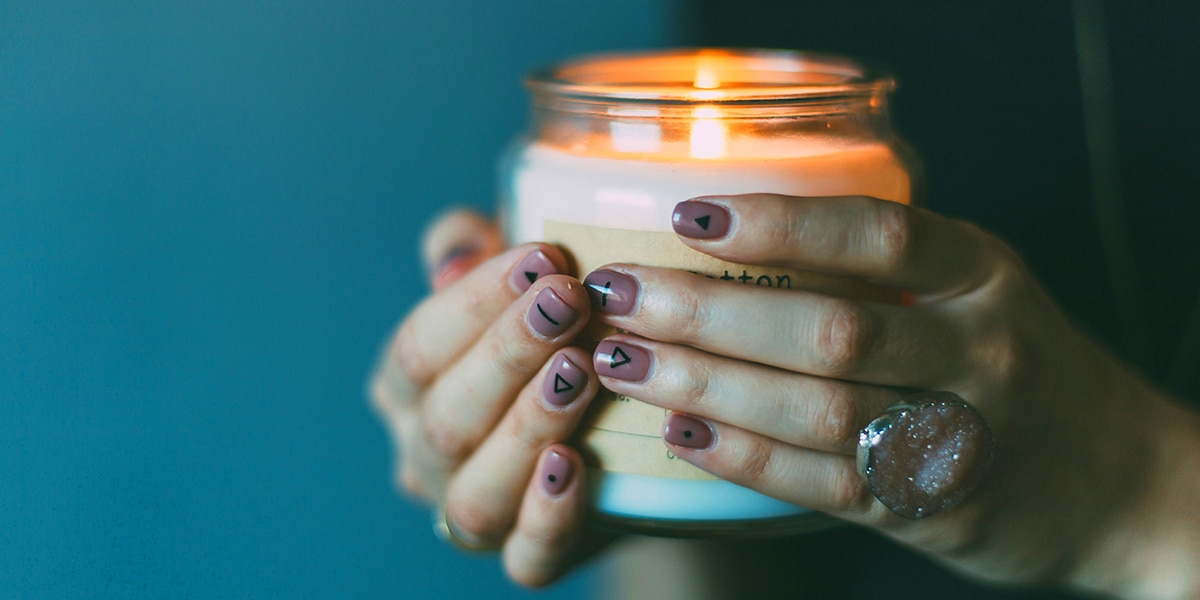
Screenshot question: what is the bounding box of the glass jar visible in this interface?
[499,48,920,536]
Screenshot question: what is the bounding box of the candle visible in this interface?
[501,49,917,536]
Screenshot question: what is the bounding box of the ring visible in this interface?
[431,504,491,553]
[856,391,994,519]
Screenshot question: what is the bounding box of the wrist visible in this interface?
[1068,382,1200,599]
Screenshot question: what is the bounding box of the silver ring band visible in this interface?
[431,504,491,553]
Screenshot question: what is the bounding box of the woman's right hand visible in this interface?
[369,210,603,587]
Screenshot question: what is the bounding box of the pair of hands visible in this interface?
[370,194,1196,596]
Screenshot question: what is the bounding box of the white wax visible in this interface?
[506,141,911,531]
[510,142,911,243]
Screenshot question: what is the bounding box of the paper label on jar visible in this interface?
[544,220,897,480]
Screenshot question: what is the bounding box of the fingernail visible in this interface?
[594,339,651,382]
[431,243,482,287]
[541,450,573,496]
[528,287,578,338]
[583,269,638,316]
[672,200,730,239]
[663,413,714,450]
[510,249,558,293]
[543,353,586,407]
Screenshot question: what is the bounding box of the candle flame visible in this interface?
[693,65,721,90]
[690,105,727,159]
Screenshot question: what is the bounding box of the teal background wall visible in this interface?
[0,2,668,597]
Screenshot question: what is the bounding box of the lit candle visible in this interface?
[501,49,917,535]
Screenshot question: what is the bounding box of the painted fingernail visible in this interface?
[541,450,573,496]
[431,242,482,287]
[672,200,730,239]
[663,413,714,450]
[510,249,558,293]
[543,353,587,407]
[583,269,638,316]
[528,287,578,338]
[594,339,651,382]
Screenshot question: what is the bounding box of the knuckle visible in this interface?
[486,332,531,382]
[393,322,436,387]
[871,200,918,272]
[815,301,874,376]
[973,326,1033,388]
[660,282,708,342]
[677,361,715,410]
[396,462,428,500]
[735,436,775,486]
[815,387,859,450]
[770,207,812,251]
[502,406,551,453]
[420,413,473,465]
[828,463,873,512]
[447,498,508,544]
[368,376,393,414]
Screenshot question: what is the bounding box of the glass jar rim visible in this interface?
[526,48,894,105]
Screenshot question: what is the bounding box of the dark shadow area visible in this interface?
[681,1,1200,389]
[677,2,1200,598]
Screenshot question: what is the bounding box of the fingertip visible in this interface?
[502,445,587,587]
[541,347,598,410]
[672,197,733,240]
[523,274,592,341]
[537,444,582,499]
[508,243,572,294]
[424,209,502,288]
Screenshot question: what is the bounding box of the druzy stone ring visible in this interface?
[857,391,994,519]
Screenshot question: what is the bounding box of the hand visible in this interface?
[584,194,1200,597]
[369,210,607,587]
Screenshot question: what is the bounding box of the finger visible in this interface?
[584,265,964,388]
[502,445,589,588]
[417,275,591,472]
[660,413,887,521]
[592,335,898,455]
[443,347,598,547]
[388,243,567,388]
[671,194,1008,298]
[422,209,503,290]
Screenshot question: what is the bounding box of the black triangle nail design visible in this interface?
[525,271,538,284]
[695,215,711,230]
[610,346,631,368]
[553,373,574,394]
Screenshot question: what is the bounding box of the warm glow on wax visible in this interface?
[690,105,727,159]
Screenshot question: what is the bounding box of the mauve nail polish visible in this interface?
[510,249,558,293]
[543,353,586,407]
[541,450,572,496]
[433,243,481,275]
[528,287,577,338]
[583,269,638,315]
[672,200,730,239]
[593,339,651,382]
[663,413,714,449]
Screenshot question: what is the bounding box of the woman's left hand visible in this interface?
[583,193,1197,596]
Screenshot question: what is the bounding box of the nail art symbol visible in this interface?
[596,281,611,307]
[609,346,630,368]
[553,373,574,394]
[511,250,558,293]
[536,303,560,326]
[528,287,577,338]
[694,215,711,230]
[541,450,572,496]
